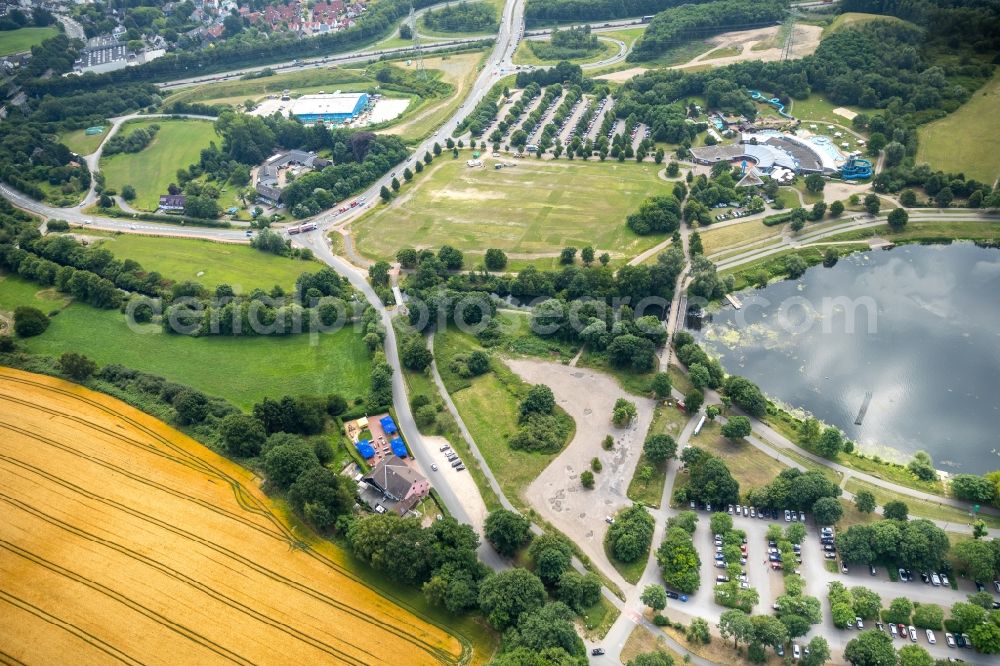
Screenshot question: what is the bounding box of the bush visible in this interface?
[58,352,97,380]
[581,470,595,488]
[653,614,669,626]
[46,220,70,232]
[612,398,638,426]
[13,306,49,337]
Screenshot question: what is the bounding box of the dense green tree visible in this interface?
[643,433,677,465]
[520,384,556,421]
[484,248,508,271]
[641,584,668,612]
[817,427,844,457]
[855,490,877,514]
[529,534,573,586]
[288,467,354,530]
[556,571,601,612]
[220,413,267,457]
[843,629,896,666]
[884,500,909,521]
[721,416,751,440]
[812,496,843,525]
[719,609,754,648]
[651,372,671,399]
[485,509,533,556]
[58,352,97,380]
[897,645,932,666]
[657,527,700,593]
[887,207,908,230]
[13,306,48,337]
[478,568,547,630]
[263,441,319,489]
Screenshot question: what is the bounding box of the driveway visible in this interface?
[505,359,656,590]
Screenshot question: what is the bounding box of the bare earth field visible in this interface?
[0,368,466,665]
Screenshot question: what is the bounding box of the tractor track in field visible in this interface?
[0,370,472,666]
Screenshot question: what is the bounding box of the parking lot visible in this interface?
[680,504,1000,663]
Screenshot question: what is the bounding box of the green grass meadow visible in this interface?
[1,273,371,408]
[100,119,220,211]
[917,71,1000,183]
[0,26,58,56]
[93,233,314,293]
[59,127,107,156]
[435,324,573,505]
[353,157,671,262]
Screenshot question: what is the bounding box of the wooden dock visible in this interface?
[725,293,743,310]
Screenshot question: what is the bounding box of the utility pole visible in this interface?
[409,5,426,80]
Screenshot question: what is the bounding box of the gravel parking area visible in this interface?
[506,359,656,587]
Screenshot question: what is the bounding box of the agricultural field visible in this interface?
[0,274,371,408]
[91,233,314,293]
[352,157,670,263]
[0,26,58,56]
[917,71,1000,183]
[100,119,219,212]
[0,367,480,665]
[58,127,107,156]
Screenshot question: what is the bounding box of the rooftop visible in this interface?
[290,92,367,117]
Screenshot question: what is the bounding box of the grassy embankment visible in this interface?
[100,119,219,211]
[0,272,371,409]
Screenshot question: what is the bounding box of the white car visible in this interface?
[431,464,438,471]
[792,644,801,660]
[945,632,955,647]
[926,629,936,645]
[908,626,917,642]
[856,617,864,630]
[890,624,898,637]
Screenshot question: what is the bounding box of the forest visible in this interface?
[423,1,498,33]
[629,0,788,61]
[524,0,713,24]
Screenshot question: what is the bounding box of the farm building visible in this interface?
[290,92,369,124]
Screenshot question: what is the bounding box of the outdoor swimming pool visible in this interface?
[808,135,846,164]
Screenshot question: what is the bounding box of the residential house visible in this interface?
[159,194,186,211]
[362,456,429,516]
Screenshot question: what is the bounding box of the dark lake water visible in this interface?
[695,242,1000,472]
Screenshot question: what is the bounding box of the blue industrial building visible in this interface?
[290,92,369,124]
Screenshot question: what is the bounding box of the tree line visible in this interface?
[423,2,498,33]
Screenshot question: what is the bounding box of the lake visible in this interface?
[695,243,1000,471]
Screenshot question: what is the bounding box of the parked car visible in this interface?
[666,591,679,600]
[974,581,986,592]
[775,645,784,657]
[876,622,884,631]
[946,633,956,648]
[799,511,806,522]
[898,568,909,581]
[941,573,950,586]
[784,510,792,522]
[897,624,907,638]
[921,572,930,584]
[870,565,878,576]
[793,644,801,660]
[890,624,898,637]
[932,573,941,586]
[927,629,937,645]
[842,564,849,574]
[728,504,734,514]
[961,633,971,648]
[856,617,864,630]
[955,634,966,648]
[909,626,918,642]
[591,648,605,656]
[750,507,756,518]
[431,464,438,471]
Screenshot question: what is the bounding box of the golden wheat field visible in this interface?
[0,367,468,665]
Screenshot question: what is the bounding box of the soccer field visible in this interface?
[100,119,219,211]
[352,157,671,263]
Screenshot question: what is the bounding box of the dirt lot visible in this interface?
[0,368,466,665]
[505,360,656,589]
[679,24,823,69]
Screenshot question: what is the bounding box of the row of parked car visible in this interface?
[726,503,807,523]
[436,444,465,472]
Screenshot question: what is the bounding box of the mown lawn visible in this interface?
[59,126,108,156]
[845,478,1000,529]
[100,119,220,211]
[436,325,573,505]
[702,220,782,256]
[627,403,689,507]
[353,157,670,262]
[0,26,58,56]
[8,284,371,409]
[93,233,315,293]
[690,420,789,494]
[917,70,1000,183]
